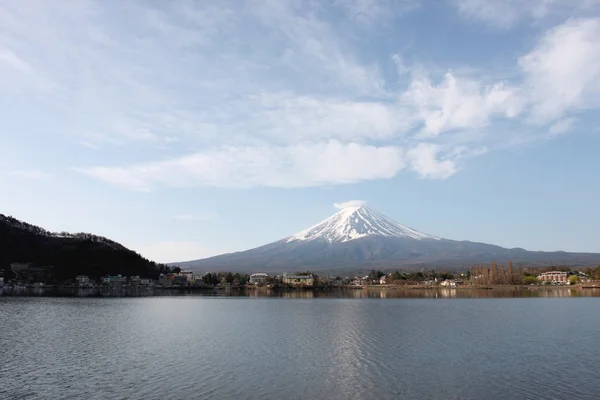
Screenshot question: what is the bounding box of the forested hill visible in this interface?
[0,214,166,281]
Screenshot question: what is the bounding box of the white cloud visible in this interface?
[548,117,576,136]
[404,72,523,137]
[78,141,409,190]
[252,0,385,96]
[0,48,33,74]
[333,200,367,209]
[454,0,600,28]
[407,143,458,179]
[519,18,600,123]
[79,140,476,190]
[3,1,599,192]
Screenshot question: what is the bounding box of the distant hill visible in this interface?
[0,214,166,281]
[173,205,600,274]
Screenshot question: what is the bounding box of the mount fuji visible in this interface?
[174,206,600,273]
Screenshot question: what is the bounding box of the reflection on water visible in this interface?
[3,286,600,298]
[1,296,599,400]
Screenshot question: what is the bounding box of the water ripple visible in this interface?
[1,297,600,399]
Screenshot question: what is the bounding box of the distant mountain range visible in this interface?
[174,205,600,274]
[0,214,165,281]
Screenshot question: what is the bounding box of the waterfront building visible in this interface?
[75,275,90,285]
[129,276,141,285]
[172,275,187,285]
[180,270,194,282]
[440,279,463,287]
[10,262,31,274]
[538,271,570,284]
[249,273,269,285]
[282,273,314,287]
[158,274,168,285]
[102,275,127,286]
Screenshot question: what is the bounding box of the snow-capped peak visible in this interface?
[287,205,439,243]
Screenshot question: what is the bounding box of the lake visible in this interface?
[1,294,599,399]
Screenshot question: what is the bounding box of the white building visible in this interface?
[75,275,90,285]
[249,273,268,285]
[441,279,464,287]
[538,271,570,284]
[180,270,195,282]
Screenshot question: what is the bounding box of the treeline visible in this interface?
[200,272,250,286]
[469,261,523,285]
[584,266,600,280]
[383,269,456,283]
[469,262,600,285]
[1,214,166,281]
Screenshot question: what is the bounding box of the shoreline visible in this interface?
[2,283,600,299]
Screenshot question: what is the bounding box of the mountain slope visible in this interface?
[0,214,165,281]
[288,205,439,243]
[174,206,600,273]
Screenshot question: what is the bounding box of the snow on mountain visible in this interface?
[287,205,439,243]
[174,205,600,273]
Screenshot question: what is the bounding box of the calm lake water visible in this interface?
[1,294,599,399]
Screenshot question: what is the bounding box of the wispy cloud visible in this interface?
[548,118,576,136]
[335,0,421,26]
[334,200,367,209]
[79,142,407,190]
[0,48,33,74]
[2,1,599,191]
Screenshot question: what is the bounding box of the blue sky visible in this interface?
[1,0,600,262]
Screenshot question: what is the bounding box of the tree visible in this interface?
[568,275,580,285]
[522,276,539,285]
[390,270,405,282]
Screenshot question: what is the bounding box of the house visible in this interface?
[538,271,570,284]
[379,276,387,285]
[10,263,53,282]
[172,275,188,285]
[351,277,363,286]
[140,278,151,286]
[75,275,90,286]
[283,273,314,287]
[158,274,168,285]
[129,276,141,285]
[0,277,4,286]
[441,279,463,287]
[102,275,126,286]
[10,262,31,274]
[249,273,269,285]
[326,276,343,286]
[180,270,194,282]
